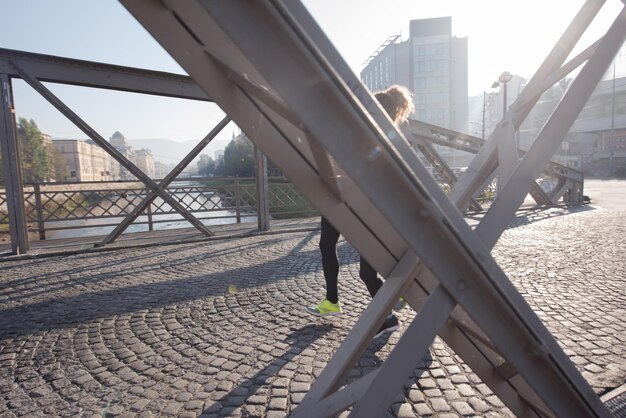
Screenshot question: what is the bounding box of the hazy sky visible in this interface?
[0,0,622,160]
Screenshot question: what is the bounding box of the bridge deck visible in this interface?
[0,218,320,258]
[0,182,624,416]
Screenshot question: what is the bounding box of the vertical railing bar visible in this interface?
[235,178,241,223]
[255,145,270,231]
[33,181,46,240]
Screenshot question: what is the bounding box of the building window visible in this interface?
[414,43,448,57]
[374,65,378,89]
[384,57,388,83]
[69,170,76,178]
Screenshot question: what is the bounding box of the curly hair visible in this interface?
[374,85,415,124]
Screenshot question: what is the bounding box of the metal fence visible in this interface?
[0,177,317,240]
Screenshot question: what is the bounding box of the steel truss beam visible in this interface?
[121,0,619,417]
[406,119,585,206]
[402,126,484,211]
[0,47,211,101]
[8,60,215,240]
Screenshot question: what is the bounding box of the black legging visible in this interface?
[319,217,383,303]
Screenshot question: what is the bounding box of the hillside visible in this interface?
[128,137,230,164]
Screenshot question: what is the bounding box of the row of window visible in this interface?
[415,93,449,105]
[414,76,449,89]
[362,57,389,91]
[414,60,449,73]
[413,43,448,57]
[600,135,626,152]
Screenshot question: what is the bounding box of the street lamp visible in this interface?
[498,71,513,117]
[498,71,513,116]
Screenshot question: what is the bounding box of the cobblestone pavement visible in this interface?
[0,204,624,417]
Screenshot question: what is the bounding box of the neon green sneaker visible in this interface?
[394,297,407,311]
[307,299,342,316]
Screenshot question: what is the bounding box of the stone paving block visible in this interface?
[429,397,451,412]
[413,402,433,416]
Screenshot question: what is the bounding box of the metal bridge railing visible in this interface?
[0,177,317,241]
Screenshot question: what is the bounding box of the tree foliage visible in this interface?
[223,135,255,177]
[17,118,53,182]
[198,154,223,177]
[196,133,283,178]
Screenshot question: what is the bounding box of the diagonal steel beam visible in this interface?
[97,115,230,246]
[351,284,456,417]
[294,251,421,413]
[10,60,215,238]
[400,125,483,211]
[405,120,571,206]
[406,118,584,186]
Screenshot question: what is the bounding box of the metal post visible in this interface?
[255,145,270,231]
[33,181,46,240]
[609,60,616,177]
[234,178,241,223]
[0,73,29,254]
[503,83,508,116]
[146,196,154,231]
[482,91,486,139]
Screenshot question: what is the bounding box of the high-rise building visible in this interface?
[361,16,469,167]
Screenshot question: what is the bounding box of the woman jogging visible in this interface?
[308,84,414,339]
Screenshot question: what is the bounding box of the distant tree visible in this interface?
[17,118,52,182]
[213,156,225,177]
[197,154,216,177]
[223,135,254,177]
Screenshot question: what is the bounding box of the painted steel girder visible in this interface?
[407,118,585,187]
[0,47,211,101]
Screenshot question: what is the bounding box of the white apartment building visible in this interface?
[52,139,113,182]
